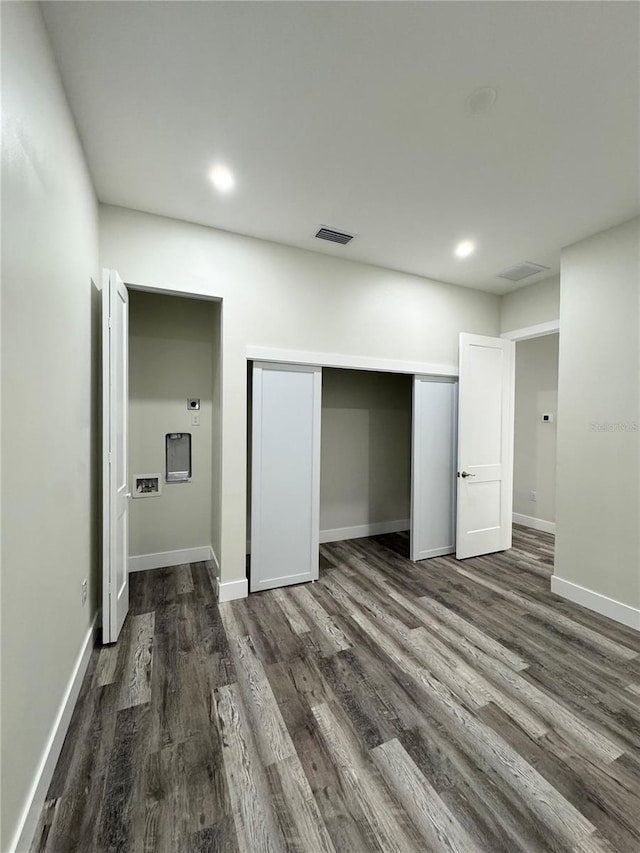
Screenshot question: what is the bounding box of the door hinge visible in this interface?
[108,317,112,329]
[108,452,112,465]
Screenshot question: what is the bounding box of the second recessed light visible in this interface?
[209,164,235,193]
[455,240,475,259]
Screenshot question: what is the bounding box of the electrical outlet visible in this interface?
[81,578,88,605]
[530,490,537,502]
[191,412,201,426]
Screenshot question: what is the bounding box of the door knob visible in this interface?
[460,471,475,478]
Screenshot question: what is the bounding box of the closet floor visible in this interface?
[31,526,640,852]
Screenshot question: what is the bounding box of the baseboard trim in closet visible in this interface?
[128,545,214,573]
[9,613,99,853]
[512,513,556,535]
[551,575,640,631]
[218,577,249,603]
[319,519,410,544]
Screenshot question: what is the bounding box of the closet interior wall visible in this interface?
[128,290,221,565]
[320,368,412,543]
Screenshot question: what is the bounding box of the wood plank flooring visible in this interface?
[31,527,640,852]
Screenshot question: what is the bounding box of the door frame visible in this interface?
[103,280,222,639]
[501,318,560,536]
[246,345,458,379]
[500,319,559,342]
[246,346,458,576]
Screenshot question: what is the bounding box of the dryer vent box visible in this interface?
[166,433,192,482]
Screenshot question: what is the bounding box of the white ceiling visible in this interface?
[42,1,639,294]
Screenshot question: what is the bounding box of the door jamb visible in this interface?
[500,319,559,342]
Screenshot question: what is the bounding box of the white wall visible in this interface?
[513,335,559,526]
[320,369,412,536]
[128,291,219,559]
[1,4,99,849]
[99,204,501,589]
[500,274,560,332]
[555,217,639,614]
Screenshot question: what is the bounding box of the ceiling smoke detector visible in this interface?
[465,86,498,114]
[315,227,354,245]
[498,262,549,282]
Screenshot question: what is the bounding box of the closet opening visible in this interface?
[319,368,412,558]
[127,289,222,579]
[246,360,457,593]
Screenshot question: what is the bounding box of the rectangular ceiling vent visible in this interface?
[498,262,549,282]
[315,226,354,245]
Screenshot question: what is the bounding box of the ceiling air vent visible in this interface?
[315,226,354,245]
[498,262,549,282]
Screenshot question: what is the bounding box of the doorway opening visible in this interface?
[246,359,459,593]
[127,289,222,580]
[320,368,412,549]
[512,331,559,566]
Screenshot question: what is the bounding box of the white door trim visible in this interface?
[126,282,222,303]
[500,320,559,342]
[246,345,457,378]
[101,272,111,642]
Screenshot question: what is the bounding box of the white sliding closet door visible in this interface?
[250,362,322,592]
[410,376,457,561]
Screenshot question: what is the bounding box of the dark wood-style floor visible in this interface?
[31,526,640,852]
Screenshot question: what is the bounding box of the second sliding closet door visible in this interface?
[250,362,321,592]
[411,376,457,561]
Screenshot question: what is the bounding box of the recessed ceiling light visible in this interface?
[455,240,475,259]
[209,164,235,193]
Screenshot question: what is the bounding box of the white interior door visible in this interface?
[456,333,515,559]
[102,269,129,643]
[250,362,321,592]
[410,376,457,561]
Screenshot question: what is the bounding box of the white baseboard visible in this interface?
[413,545,455,561]
[10,613,99,853]
[319,518,410,544]
[128,545,214,573]
[513,513,556,535]
[218,577,249,603]
[551,575,640,631]
[248,520,410,553]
